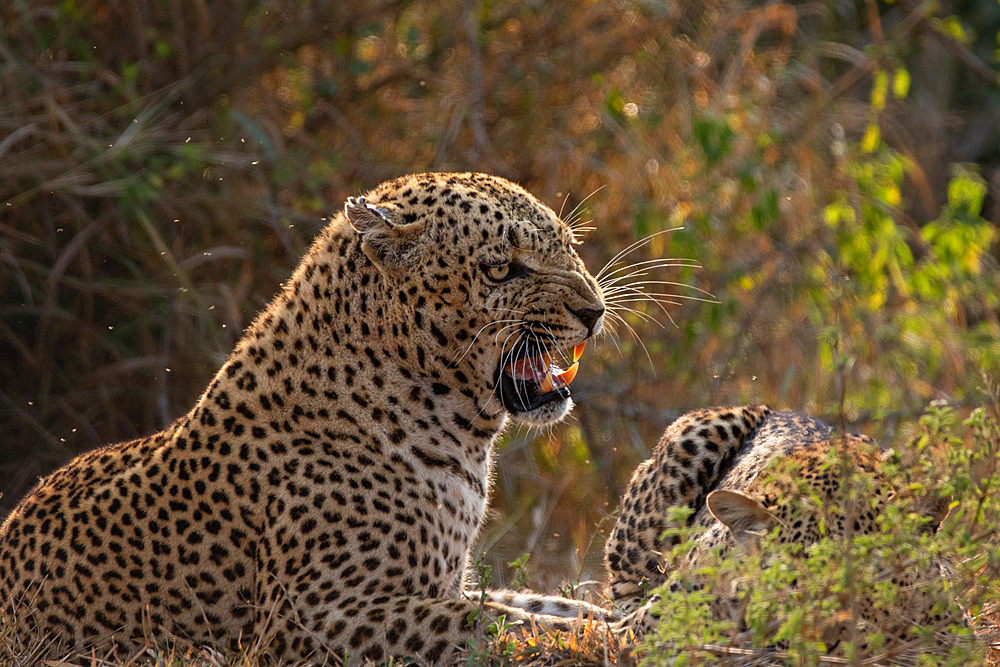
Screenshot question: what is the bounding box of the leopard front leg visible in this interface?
[257,594,607,665]
[472,589,616,622]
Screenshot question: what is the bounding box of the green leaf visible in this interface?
[893,68,911,99]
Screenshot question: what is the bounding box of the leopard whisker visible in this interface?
[599,272,703,298]
[606,299,684,325]
[537,323,570,367]
[561,186,606,230]
[606,290,684,311]
[605,291,716,317]
[600,308,627,339]
[600,278,714,303]
[596,258,701,286]
[498,330,526,384]
[603,292,686,307]
[474,334,516,423]
[492,330,521,415]
[602,279,713,297]
[492,330,526,388]
[456,318,521,366]
[594,228,682,282]
[604,302,662,325]
[492,321,526,346]
[509,335,532,408]
[498,328,523,362]
[557,191,570,220]
[603,291,694,310]
[600,316,625,357]
[601,308,655,365]
[601,279,718,328]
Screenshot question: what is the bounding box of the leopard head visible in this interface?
[344,172,604,427]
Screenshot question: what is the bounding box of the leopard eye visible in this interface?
[485,264,510,282]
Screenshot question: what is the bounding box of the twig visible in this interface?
[463,0,494,166]
[895,0,998,85]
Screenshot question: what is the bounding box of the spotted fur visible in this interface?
[0,173,609,665]
[604,405,778,613]
[693,436,958,651]
[606,406,961,657]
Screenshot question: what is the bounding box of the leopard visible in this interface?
[605,405,962,660]
[0,172,613,666]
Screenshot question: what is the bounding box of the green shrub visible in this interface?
[637,404,1000,666]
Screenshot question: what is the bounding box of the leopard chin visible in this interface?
[515,396,575,427]
[497,372,574,426]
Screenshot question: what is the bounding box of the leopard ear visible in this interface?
[707,489,779,539]
[345,196,425,274]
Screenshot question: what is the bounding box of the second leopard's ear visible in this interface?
[346,196,426,275]
[707,489,780,540]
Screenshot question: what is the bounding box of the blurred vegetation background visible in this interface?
[1,0,998,592]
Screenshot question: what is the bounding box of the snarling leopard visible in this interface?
[0,172,611,665]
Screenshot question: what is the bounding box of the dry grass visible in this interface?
[455,617,633,667]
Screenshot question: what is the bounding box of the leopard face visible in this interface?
[0,172,607,664]
[346,172,604,428]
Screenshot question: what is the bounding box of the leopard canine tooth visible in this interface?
[538,361,580,394]
[572,341,586,362]
[554,361,579,388]
[539,368,554,393]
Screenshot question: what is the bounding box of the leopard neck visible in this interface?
[190,219,506,462]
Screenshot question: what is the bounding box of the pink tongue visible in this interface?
[503,343,585,394]
[504,355,549,382]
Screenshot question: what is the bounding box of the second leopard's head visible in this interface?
[340,172,604,427]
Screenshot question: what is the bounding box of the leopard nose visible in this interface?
[569,306,605,337]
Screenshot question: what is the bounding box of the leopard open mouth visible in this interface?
[495,341,586,415]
